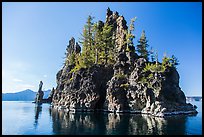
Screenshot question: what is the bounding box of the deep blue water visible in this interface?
[2,101,202,135]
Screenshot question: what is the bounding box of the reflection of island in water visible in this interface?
[49,109,197,135]
[34,104,42,129]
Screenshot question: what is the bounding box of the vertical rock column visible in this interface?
[35,81,44,103]
[105,52,130,112]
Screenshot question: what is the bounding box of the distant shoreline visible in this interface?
[186,96,202,102]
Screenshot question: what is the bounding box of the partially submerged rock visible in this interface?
[34,81,44,104]
[34,81,54,104]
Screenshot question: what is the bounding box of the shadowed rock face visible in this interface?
[66,37,81,55]
[35,81,44,103]
[34,81,55,104]
[105,8,128,53]
[51,8,197,117]
[52,64,114,111]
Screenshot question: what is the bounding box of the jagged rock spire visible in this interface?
[106,7,113,18]
[105,7,128,52]
[66,37,81,57]
[35,81,44,103]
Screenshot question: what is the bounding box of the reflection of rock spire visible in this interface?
[107,113,121,129]
[49,107,189,135]
[141,114,167,135]
[34,104,42,129]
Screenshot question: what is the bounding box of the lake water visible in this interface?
[2,101,202,135]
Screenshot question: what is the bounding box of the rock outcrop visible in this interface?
[105,7,128,53]
[34,81,44,103]
[52,64,113,111]
[34,81,54,104]
[66,37,81,55]
[51,8,197,117]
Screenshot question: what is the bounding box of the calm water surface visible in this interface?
[2,101,202,135]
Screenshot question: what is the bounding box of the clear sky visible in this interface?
[2,2,202,96]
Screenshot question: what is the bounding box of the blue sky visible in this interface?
[2,2,202,96]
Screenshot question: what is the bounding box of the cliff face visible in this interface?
[52,64,113,111]
[51,8,197,117]
[105,55,195,117]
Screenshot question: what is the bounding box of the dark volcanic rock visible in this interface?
[51,8,197,117]
[34,81,54,104]
[46,87,55,103]
[105,75,130,112]
[105,8,128,53]
[52,64,114,111]
[66,37,81,55]
[34,81,44,103]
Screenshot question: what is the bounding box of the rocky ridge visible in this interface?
[50,8,197,117]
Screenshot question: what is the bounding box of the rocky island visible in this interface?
[35,8,197,117]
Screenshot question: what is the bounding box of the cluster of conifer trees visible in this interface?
[66,15,179,71]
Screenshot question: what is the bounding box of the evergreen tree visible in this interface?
[68,52,76,65]
[93,21,103,64]
[64,40,77,66]
[162,54,179,69]
[149,47,155,62]
[79,15,95,67]
[126,17,136,51]
[155,50,158,66]
[137,30,149,60]
[170,55,179,67]
[101,23,114,64]
[162,55,171,67]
